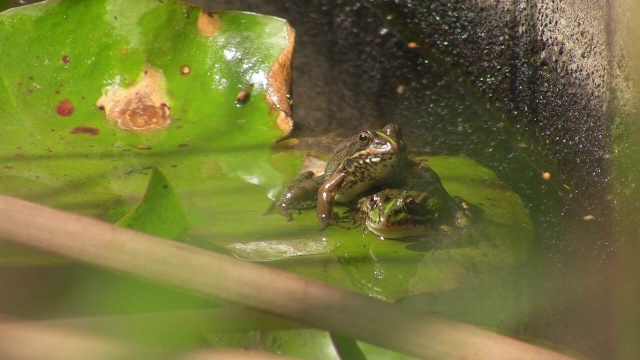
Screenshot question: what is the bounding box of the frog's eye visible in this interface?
[358,131,372,145]
[369,196,378,207]
[403,195,416,208]
[383,124,400,138]
[370,193,386,206]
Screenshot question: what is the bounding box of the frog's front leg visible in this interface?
[269,171,324,221]
[317,171,347,230]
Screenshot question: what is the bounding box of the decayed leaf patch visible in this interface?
[97,65,172,131]
[266,24,295,137]
[197,11,220,37]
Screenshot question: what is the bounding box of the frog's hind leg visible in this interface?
[266,171,324,221]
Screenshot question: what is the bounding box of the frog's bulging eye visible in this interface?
[370,193,386,207]
[383,124,400,138]
[358,131,372,145]
[403,195,416,208]
[369,196,378,207]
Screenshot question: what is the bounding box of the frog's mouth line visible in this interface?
[365,219,428,239]
[348,156,387,169]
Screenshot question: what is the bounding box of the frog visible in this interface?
[271,124,412,228]
[355,187,473,239]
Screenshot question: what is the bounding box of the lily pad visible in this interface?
[0,0,294,262]
[116,167,188,239]
[296,156,533,301]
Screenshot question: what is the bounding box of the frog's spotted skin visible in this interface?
[271,124,408,227]
[357,189,439,239]
[316,124,411,228]
[270,123,465,231]
[356,189,473,239]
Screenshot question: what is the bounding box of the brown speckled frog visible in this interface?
[272,124,449,229]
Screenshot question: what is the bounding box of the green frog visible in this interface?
[355,188,473,239]
[272,124,419,228]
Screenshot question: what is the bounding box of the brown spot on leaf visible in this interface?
[4,166,13,170]
[96,65,172,131]
[236,84,253,105]
[70,126,99,136]
[56,99,74,116]
[197,11,220,37]
[180,65,191,75]
[134,145,152,150]
[178,143,188,148]
[266,24,295,137]
[62,55,70,63]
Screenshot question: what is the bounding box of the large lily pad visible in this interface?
[255,156,532,301]
[0,0,293,256]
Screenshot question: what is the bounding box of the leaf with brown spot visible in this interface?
[0,0,294,232]
[97,65,172,131]
[197,11,220,37]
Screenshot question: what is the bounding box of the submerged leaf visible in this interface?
[227,239,336,261]
[117,167,188,239]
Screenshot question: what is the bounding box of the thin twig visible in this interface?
[0,195,573,359]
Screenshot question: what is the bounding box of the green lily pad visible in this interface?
[268,156,532,301]
[116,167,188,239]
[0,0,293,262]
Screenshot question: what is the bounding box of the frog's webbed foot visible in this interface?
[333,210,362,230]
[320,207,362,230]
[263,202,302,221]
[283,208,302,222]
[341,202,362,220]
[452,196,480,228]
